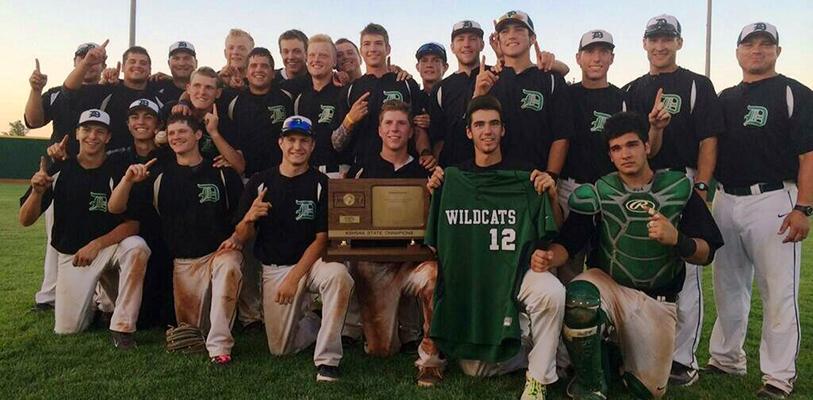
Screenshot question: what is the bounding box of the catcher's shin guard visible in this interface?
[563,280,607,399]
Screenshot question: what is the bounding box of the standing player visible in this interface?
[335,38,363,83]
[24,42,105,311]
[331,23,435,170]
[426,95,563,399]
[534,112,723,399]
[108,113,244,365]
[708,22,812,399]
[623,14,724,385]
[19,109,150,348]
[415,42,448,96]
[347,100,443,387]
[152,41,198,105]
[228,116,353,382]
[474,10,574,175]
[220,29,254,89]
[274,29,309,84]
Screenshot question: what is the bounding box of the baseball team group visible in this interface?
[17,8,811,400]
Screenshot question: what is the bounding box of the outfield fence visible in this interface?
[0,136,48,180]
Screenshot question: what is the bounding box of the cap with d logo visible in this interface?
[451,20,484,40]
[579,29,615,51]
[644,14,682,38]
[737,22,779,45]
[169,41,196,57]
[495,10,535,35]
[78,109,111,128]
[128,98,161,117]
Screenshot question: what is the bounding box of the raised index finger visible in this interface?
[100,39,109,49]
[144,158,158,169]
[39,156,47,172]
[255,187,267,202]
[35,58,40,73]
[59,134,69,147]
[480,55,486,72]
[357,91,371,103]
[653,88,664,108]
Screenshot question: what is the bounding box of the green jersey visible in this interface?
[426,167,558,362]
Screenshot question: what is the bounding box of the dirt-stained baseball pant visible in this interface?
[351,261,445,369]
[458,269,565,385]
[54,235,150,334]
[709,183,801,394]
[572,268,677,398]
[173,249,243,358]
[262,258,353,367]
[35,203,58,305]
[672,167,704,370]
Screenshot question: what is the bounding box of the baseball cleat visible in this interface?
[757,384,789,399]
[520,374,547,400]
[316,365,340,382]
[30,303,54,312]
[416,366,443,387]
[703,363,746,377]
[110,331,137,350]
[668,361,699,386]
[210,354,232,366]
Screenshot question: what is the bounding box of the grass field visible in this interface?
[0,182,810,399]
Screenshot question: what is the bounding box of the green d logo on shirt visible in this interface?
[295,200,315,220]
[268,105,287,124]
[88,192,109,212]
[590,111,612,132]
[520,89,544,111]
[318,105,336,123]
[197,184,221,204]
[383,91,403,102]
[743,105,768,127]
[661,94,682,114]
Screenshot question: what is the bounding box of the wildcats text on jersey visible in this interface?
[444,209,517,225]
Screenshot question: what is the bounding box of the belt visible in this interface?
[649,293,678,303]
[722,182,784,196]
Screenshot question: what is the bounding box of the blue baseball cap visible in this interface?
[281,115,313,136]
[415,42,447,62]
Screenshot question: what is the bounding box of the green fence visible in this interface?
[0,136,48,180]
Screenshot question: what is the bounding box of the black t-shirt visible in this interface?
[223,88,293,175]
[294,81,342,172]
[150,79,186,105]
[428,69,483,167]
[624,67,724,170]
[554,189,724,297]
[131,161,244,258]
[715,75,813,187]
[349,154,429,179]
[489,67,573,170]
[335,73,426,165]
[25,86,82,155]
[456,157,535,173]
[62,83,163,153]
[160,99,246,165]
[562,83,628,183]
[237,167,328,265]
[21,157,129,254]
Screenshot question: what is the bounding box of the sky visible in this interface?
[1,0,810,138]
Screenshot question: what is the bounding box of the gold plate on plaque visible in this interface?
[339,215,361,224]
[372,186,425,227]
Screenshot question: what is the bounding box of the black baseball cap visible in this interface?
[644,15,682,38]
[415,42,447,62]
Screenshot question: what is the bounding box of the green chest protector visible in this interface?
[568,171,692,291]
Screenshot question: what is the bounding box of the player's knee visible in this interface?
[564,280,601,329]
[623,371,658,399]
[120,235,152,258]
[324,262,354,290]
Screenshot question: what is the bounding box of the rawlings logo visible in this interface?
[625,199,656,213]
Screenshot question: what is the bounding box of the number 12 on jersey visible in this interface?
[489,228,516,251]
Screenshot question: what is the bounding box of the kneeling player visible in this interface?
[108,114,244,365]
[19,109,150,348]
[532,112,723,399]
[227,116,353,382]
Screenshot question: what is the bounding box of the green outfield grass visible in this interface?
[0,182,810,399]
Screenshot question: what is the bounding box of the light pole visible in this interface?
[129,0,137,47]
[705,0,712,78]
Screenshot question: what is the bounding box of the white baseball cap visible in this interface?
[579,30,615,51]
[451,20,484,40]
[644,14,682,38]
[128,99,161,117]
[168,41,196,57]
[737,22,779,45]
[495,10,535,36]
[78,109,111,128]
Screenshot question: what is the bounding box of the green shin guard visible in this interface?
[563,281,607,399]
[622,372,654,400]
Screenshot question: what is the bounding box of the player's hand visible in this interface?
[219,65,243,89]
[413,113,430,129]
[73,239,102,267]
[489,21,503,60]
[275,273,302,305]
[534,42,556,72]
[47,135,70,162]
[149,72,172,82]
[212,154,232,169]
[31,156,54,194]
[419,154,437,170]
[154,130,168,145]
[779,209,810,243]
[218,235,244,252]
[647,206,678,245]
[346,92,370,127]
[427,166,445,194]
[530,249,554,272]
[474,56,498,97]
[332,70,350,87]
[530,169,556,195]
[101,62,121,85]
[204,105,220,135]
[124,158,157,183]
[30,59,48,92]
[82,39,108,67]
[171,102,192,116]
[387,57,412,81]
[649,88,671,130]
[243,188,271,223]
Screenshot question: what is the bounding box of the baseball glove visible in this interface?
[165,322,207,354]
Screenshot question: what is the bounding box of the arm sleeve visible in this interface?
[789,83,813,155]
[25,87,57,130]
[678,191,724,253]
[691,77,724,141]
[550,73,574,141]
[427,84,447,144]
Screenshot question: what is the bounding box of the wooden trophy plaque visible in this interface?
[325,179,435,262]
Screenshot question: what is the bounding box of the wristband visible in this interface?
[344,115,355,127]
[675,231,697,259]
